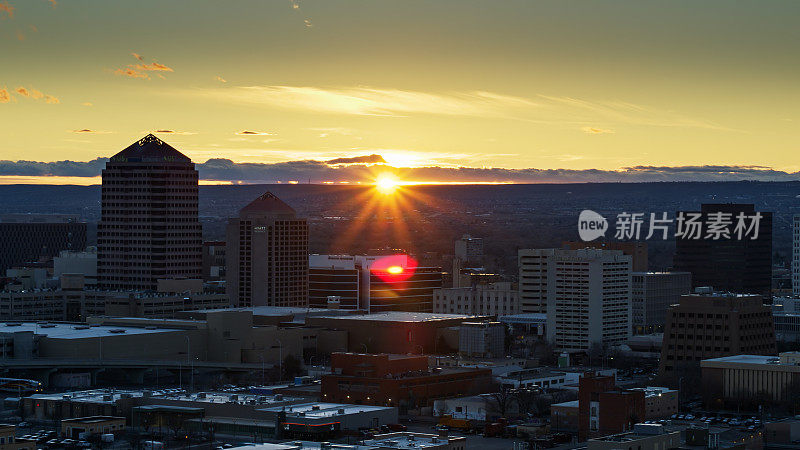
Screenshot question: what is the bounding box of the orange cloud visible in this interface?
[29,24,37,32]
[44,95,59,104]
[15,86,54,103]
[15,87,28,97]
[216,75,227,83]
[134,62,173,72]
[0,1,14,19]
[15,30,24,41]
[0,89,10,103]
[236,130,274,136]
[46,0,57,8]
[132,52,144,61]
[581,126,615,134]
[114,67,149,79]
[304,19,313,27]
[81,102,92,107]
[71,129,111,134]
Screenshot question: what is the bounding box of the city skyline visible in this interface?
[2,0,800,185]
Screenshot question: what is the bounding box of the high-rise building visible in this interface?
[673,204,772,299]
[226,192,308,307]
[793,214,799,296]
[454,234,483,264]
[97,134,202,291]
[308,254,442,312]
[433,282,519,316]
[519,249,632,352]
[0,214,86,273]
[631,272,692,334]
[545,249,632,352]
[658,291,776,376]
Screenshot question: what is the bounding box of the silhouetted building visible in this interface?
[659,291,776,376]
[631,272,692,334]
[578,372,645,441]
[0,214,86,273]
[794,214,800,296]
[226,192,308,307]
[97,134,202,290]
[673,204,772,298]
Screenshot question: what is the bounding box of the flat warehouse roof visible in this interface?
[0,322,184,339]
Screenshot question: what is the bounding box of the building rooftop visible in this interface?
[315,311,485,323]
[0,322,183,339]
[110,134,191,163]
[259,402,393,418]
[701,354,781,365]
[240,191,297,216]
[364,432,462,449]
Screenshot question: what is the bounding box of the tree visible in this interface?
[512,388,539,416]
[485,385,515,418]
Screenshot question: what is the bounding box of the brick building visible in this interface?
[578,373,646,441]
[321,353,492,409]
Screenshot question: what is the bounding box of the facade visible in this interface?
[794,214,799,296]
[305,312,490,355]
[0,289,229,322]
[202,241,226,281]
[226,192,309,307]
[98,134,202,291]
[260,402,398,438]
[308,254,442,313]
[60,416,126,439]
[321,353,492,408]
[631,272,692,334]
[0,424,35,450]
[0,214,86,274]
[433,283,519,316]
[525,249,632,352]
[674,203,772,298]
[458,322,504,358]
[701,353,800,408]
[659,292,776,376]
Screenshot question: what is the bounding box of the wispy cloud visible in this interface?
[235,130,274,136]
[113,54,173,80]
[0,1,14,19]
[150,129,196,135]
[326,154,386,165]
[13,86,58,103]
[71,129,111,134]
[46,0,57,8]
[215,75,227,83]
[290,0,300,9]
[304,19,313,27]
[0,88,10,103]
[206,86,537,117]
[81,102,93,107]
[581,126,614,134]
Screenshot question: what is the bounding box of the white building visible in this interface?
[794,214,800,296]
[631,272,691,334]
[521,248,632,352]
[433,282,519,315]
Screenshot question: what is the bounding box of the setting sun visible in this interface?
[386,265,404,274]
[375,174,401,194]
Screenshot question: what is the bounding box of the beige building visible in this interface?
[659,292,776,376]
[61,416,126,439]
[433,283,519,316]
[701,353,800,408]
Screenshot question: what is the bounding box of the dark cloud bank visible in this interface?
[2,157,800,183]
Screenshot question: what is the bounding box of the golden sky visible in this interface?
[1,0,799,183]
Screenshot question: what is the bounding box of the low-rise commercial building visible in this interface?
[60,416,126,439]
[458,322,504,358]
[701,353,800,410]
[578,373,646,441]
[321,353,492,409]
[0,424,35,450]
[587,424,681,450]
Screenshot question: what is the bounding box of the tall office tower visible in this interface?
[521,249,632,350]
[97,134,202,290]
[202,241,226,281]
[631,271,692,334]
[545,249,632,352]
[563,241,648,272]
[308,253,442,312]
[673,204,772,299]
[455,234,484,265]
[226,192,308,307]
[0,214,86,273]
[659,291,776,376]
[793,214,800,296]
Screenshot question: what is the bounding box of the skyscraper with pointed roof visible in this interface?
[97,134,202,290]
[225,192,309,307]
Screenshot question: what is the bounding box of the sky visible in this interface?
[1,0,799,184]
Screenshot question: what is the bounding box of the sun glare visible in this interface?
[375,174,401,194]
[386,265,404,274]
